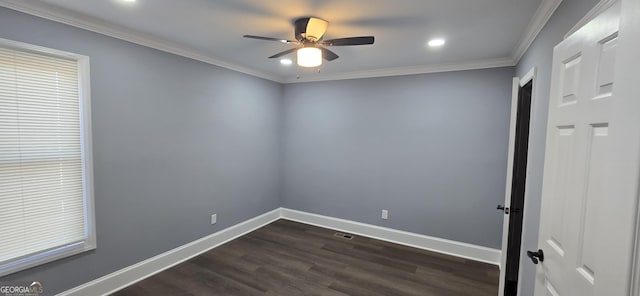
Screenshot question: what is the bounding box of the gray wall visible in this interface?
[514,0,599,295]
[0,8,282,295]
[282,68,514,249]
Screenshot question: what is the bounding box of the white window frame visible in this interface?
[0,38,96,277]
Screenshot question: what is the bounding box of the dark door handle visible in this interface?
[497,205,510,214]
[527,249,544,264]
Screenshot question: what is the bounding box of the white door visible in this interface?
[535,1,639,295]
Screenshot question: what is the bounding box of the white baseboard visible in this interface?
[58,207,501,295]
[280,208,501,266]
[57,208,281,296]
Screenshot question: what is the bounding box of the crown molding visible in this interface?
[511,0,563,63]
[0,0,286,83]
[284,57,516,83]
[1,0,551,84]
[564,0,619,39]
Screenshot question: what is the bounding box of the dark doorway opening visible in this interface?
[503,80,533,296]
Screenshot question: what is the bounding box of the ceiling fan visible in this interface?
[243,17,375,67]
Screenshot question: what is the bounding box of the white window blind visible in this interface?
[0,40,95,276]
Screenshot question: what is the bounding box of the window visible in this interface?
[0,38,95,276]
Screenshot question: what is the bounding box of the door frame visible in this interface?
[498,67,536,296]
[619,0,640,293]
[634,207,640,295]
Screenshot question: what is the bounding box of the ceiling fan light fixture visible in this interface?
[297,47,322,67]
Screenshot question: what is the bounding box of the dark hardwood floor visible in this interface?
[112,219,499,296]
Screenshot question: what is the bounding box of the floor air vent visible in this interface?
[334,232,354,240]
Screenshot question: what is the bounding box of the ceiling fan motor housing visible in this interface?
[295,17,329,43]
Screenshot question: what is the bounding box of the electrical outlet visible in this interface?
[211,214,217,225]
[381,210,389,220]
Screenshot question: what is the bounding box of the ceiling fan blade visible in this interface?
[320,48,339,61]
[268,48,298,59]
[243,35,298,44]
[322,36,375,46]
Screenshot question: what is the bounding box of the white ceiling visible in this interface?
[0,0,551,83]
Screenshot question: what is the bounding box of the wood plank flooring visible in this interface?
[112,219,499,296]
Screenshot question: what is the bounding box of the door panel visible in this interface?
[543,281,560,296]
[575,123,608,286]
[560,55,581,105]
[595,35,617,99]
[546,125,574,259]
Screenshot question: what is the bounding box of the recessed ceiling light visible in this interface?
[120,0,136,3]
[280,59,293,65]
[428,38,446,47]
